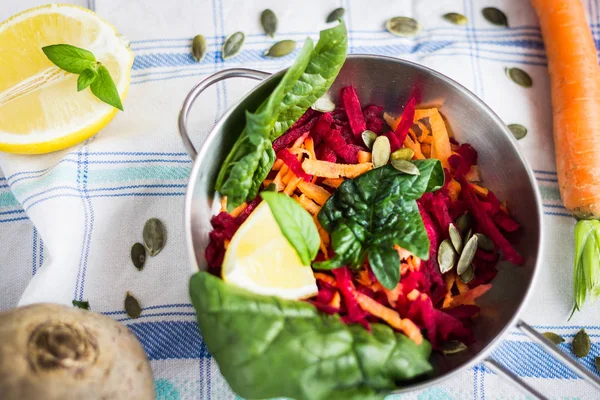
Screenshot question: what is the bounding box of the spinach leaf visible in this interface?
[189,272,432,400]
[260,191,320,265]
[315,160,444,289]
[216,23,348,211]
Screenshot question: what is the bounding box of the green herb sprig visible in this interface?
[42,44,124,111]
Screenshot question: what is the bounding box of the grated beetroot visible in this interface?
[341,86,366,136]
[316,145,338,163]
[394,96,417,145]
[333,267,370,330]
[277,149,312,181]
[273,116,319,153]
[384,131,402,152]
[324,128,359,163]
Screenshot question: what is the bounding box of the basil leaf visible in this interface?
[90,64,124,111]
[260,191,320,265]
[189,272,432,400]
[315,160,444,289]
[42,44,96,74]
[77,67,98,92]
[216,23,347,210]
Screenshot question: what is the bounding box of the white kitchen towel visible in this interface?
[1,0,599,399]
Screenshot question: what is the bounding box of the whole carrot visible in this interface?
[530,0,600,314]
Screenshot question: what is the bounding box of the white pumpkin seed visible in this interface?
[264,40,296,58]
[372,136,391,168]
[326,7,345,23]
[192,34,207,62]
[456,213,472,234]
[443,12,468,25]
[261,9,277,37]
[361,130,378,149]
[457,235,478,275]
[449,223,463,253]
[311,95,336,113]
[482,7,508,27]
[505,67,532,88]
[391,148,414,161]
[475,233,494,252]
[391,159,420,175]
[438,239,457,274]
[508,124,527,140]
[386,17,421,37]
[222,32,245,60]
[459,264,474,283]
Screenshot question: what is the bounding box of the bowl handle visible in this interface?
[178,68,271,160]
[483,319,600,399]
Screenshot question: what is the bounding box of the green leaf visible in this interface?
[572,220,600,317]
[315,160,444,289]
[90,64,124,111]
[260,191,320,265]
[189,272,432,400]
[72,300,90,310]
[42,44,96,74]
[77,67,98,92]
[216,22,348,210]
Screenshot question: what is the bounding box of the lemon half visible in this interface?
[0,4,134,154]
[222,201,319,300]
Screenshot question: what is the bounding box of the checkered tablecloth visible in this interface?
[2,0,600,398]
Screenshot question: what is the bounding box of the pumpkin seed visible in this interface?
[391,159,420,175]
[482,7,508,27]
[361,130,378,149]
[372,136,391,168]
[573,328,591,358]
[438,239,457,274]
[464,228,473,243]
[124,292,141,319]
[131,242,146,270]
[143,218,166,257]
[72,300,90,310]
[391,148,414,161]
[505,67,532,88]
[474,233,494,252]
[264,40,296,58]
[457,235,478,275]
[459,264,474,283]
[542,332,565,345]
[508,123,528,140]
[222,32,245,60]
[456,213,472,234]
[386,17,421,37]
[260,9,277,38]
[326,7,345,23]
[443,12,468,25]
[595,357,600,373]
[442,340,467,355]
[311,95,336,113]
[449,223,463,253]
[264,183,277,192]
[192,34,207,62]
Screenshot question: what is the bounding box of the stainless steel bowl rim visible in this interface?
[182,54,545,393]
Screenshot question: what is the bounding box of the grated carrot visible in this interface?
[470,183,489,197]
[414,109,438,120]
[282,168,294,185]
[291,131,311,148]
[447,178,461,202]
[263,179,274,187]
[224,239,230,250]
[442,271,457,309]
[428,109,452,168]
[296,194,321,215]
[407,289,420,301]
[313,216,330,257]
[272,159,284,170]
[284,175,302,195]
[357,150,372,163]
[230,202,248,218]
[455,275,470,295]
[400,263,410,276]
[419,135,433,145]
[421,143,431,158]
[322,178,345,188]
[220,196,228,212]
[417,120,430,136]
[302,159,373,179]
[288,147,311,159]
[403,135,425,159]
[354,290,423,345]
[408,256,421,272]
[314,272,337,287]
[383,112,399,131]
[356,269,373,287]
[305,137,317,160]
[394,245,413,261]
[297,181,331,206]
[465,165,481,183]
[450,284,492,307]
[383,283,403,308]
[273,165,289,191]
[329,291,341,309]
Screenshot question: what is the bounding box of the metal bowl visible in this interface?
[178,55,555,395]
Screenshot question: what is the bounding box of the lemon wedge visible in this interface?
[222,201,319,300]
[0,4,134,154]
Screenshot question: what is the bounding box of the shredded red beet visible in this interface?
[324,128,359,163]
[384,131,402,151]
[363,105,383,120]
[341,86,366,136]
[333,267,370,330]
[493,212,520,232]
[444,304,480,320]
[394,96,417,145]
[366,117,384,134]
[316,145,338,163]
[273,116,319,153]
[448,143,478,176]
[277,149,311,181]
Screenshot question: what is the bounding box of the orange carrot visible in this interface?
[404,135,425,159]
[313,216,330,257]
[322,178,344,188]
[442,271,456,309]
[329,291,341,309]
[230,202,248,218]
[295,194,321,215]
[220,196,228,212]
[406,289,420,302]
[297,181,331,206]
[450,284,492,307]
[455,275,470,295]
[314,272,337,287]
[470,183,489,197]
[272,159,284,170]
[465,165,481,183]
[447,178,461,202]
[383,284,403,308]
[284,175,302,195]
[357,150,372,163]
[531,0,600,219]
[302,159,373,179]
[304,137,317,160]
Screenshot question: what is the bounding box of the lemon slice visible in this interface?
[0,4,134,154]
[222,201,319,300]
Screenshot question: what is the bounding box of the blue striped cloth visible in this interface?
[1,0,600,398]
